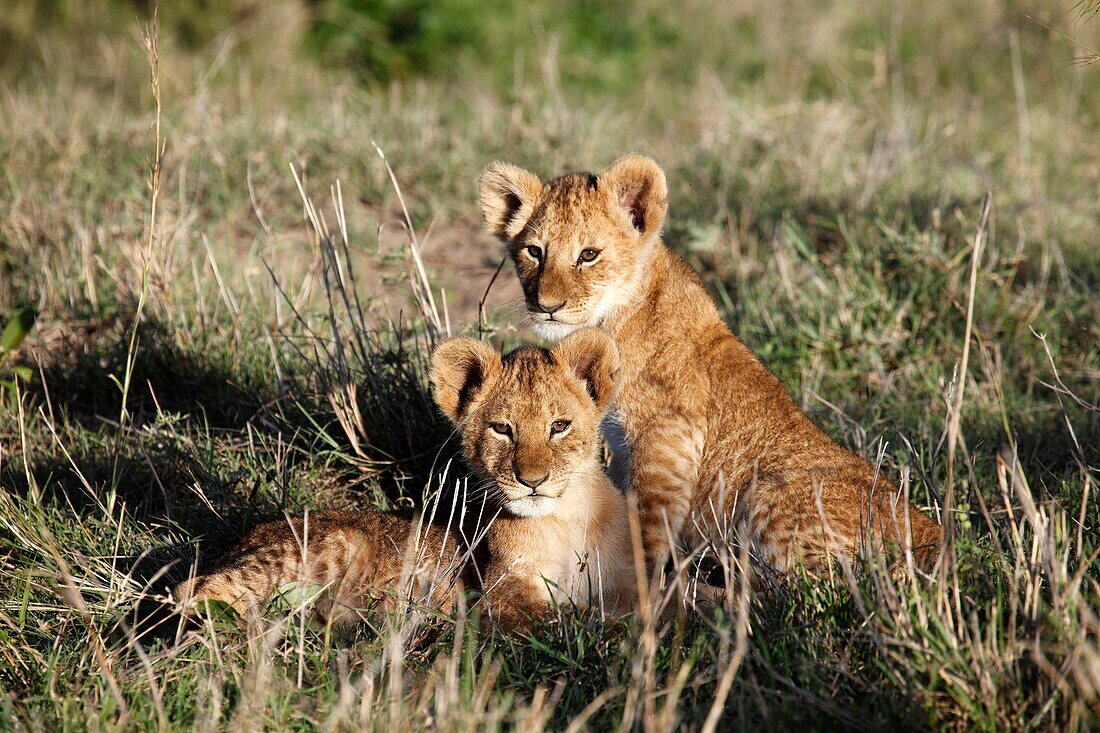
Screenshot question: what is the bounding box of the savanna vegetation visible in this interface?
[1,0,1099,729]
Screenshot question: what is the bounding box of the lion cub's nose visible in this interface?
[536,298,566,315]
[515,470,549,490]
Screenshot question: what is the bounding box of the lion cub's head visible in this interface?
[430,329,619,518]
[478,155,668,340]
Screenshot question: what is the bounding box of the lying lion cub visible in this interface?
[174,330,638,630]
[479,155,943,573]
[431,328,637,627]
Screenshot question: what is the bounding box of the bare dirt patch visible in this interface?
[374,215,526,337]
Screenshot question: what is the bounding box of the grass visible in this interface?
[1,0,1099,729]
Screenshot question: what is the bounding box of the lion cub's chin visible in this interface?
[531,317,586,341]
[504,495,558,518]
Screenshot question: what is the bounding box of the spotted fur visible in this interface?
[174,511,464,625]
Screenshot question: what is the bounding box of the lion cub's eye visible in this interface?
[525,246,543,262]
[489,422,513,439]
[577,248,600,265]
[550,419,572,437]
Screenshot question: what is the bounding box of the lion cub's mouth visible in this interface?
[528,307,576,323]
[530,312,586,340]
[504,494,558,518]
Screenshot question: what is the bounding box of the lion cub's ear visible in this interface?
[430,337,503,423]
[598,155,668,240]
[552,329,620,412]
[479,162,543,240]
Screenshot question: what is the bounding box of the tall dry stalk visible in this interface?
[105,0,167,519]
[273,149,451,474]
[943,194,991,557]
[370,141,448,344]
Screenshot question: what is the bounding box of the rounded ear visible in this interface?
[478,162,543,240]
[597,154,668,240]
[430,337,502,423]
[552,328,621,412]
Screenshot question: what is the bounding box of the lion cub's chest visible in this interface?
[495,484,635,611]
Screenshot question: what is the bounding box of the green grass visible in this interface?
[2,0,1099,729]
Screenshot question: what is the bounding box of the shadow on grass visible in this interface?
[6,309,469,598]
[3,437,282,584]
[20,309,463,504]
[24,313,268,432]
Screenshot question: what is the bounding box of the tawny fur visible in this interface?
[430,330,638,629]
[174,511,464,624]
[176,332,639,630]
[478,155,944,573]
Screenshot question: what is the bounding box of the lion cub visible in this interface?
[175,330,637,629]
[478,155,943,573]
[430,329,637,627]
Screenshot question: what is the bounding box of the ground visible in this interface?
[1,0,1099,730]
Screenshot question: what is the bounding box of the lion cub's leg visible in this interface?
[482,569,555,632]
[174,529,319,617]
[174,512,462,624]
[627,417,704,567]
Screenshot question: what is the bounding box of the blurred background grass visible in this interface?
[1,0,1099,729]
[4,0,1099,302]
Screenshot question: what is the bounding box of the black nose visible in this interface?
[515,471,549,489]
[536,299,565,315]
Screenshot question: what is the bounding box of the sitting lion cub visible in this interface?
[175,330,638,630]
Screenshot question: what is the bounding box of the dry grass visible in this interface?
[1,0,1098,729]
